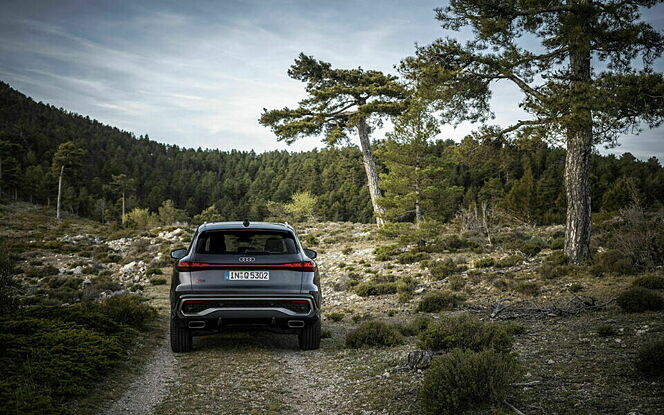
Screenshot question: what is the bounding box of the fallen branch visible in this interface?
[504,400,527,415]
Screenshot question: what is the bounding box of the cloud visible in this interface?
[0,0,662,161]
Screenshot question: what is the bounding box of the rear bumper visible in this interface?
[173,294,319,319]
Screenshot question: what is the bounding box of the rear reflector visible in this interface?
[175,261,316,272]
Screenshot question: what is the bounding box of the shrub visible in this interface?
[345,321,404,348]
[513,281,540,296]
[97,295,158,329]
[616,287,664,312]
[150,277,167,285]
[549,237,565,250]
[327,312,344,322]
[494,255,522,268]
[523,238,546,257]
[429,258,467,280]
[353,281,398,297]
[448,275,465,291]
[416,290,466,312]
[417,314,513,353]
[0,318,126,414]
[397,276,417,302]
[374,244,401,261]
[342,246,353,255]
[399,316,432,336]
[591,249,636,277]
[538,263,570,280]
[547,251,568,265]
[418,349,522,415]
[632,276,664,290]
[636,338,664,378]
[302,233,319,247]
[321,329,332,339]
[474,257,495,268]
[0,252,19,315]
[437,235,472,252]
[597,325,618,337]
[145,268,163,276]
[397,251,429,264]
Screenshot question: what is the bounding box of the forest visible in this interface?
[1,81,663,228]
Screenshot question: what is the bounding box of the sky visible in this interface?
[0,0,663,160]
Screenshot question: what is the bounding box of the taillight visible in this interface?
[174,261,316,272]
[174,261,192,271]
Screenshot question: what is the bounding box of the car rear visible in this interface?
[169,222,321,352]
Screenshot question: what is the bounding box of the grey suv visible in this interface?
[169,221,321,352]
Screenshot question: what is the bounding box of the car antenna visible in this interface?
[243,219,250,227]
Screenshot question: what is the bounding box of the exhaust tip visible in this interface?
[287,320,305,328]
[188,321,206,329]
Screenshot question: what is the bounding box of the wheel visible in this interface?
[170,318,192,353]
[298,319,321,350]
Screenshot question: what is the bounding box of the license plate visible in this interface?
[225,270,270,280]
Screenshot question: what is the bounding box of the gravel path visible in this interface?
[101,332,175,415]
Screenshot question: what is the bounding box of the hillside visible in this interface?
[2,82,664,227]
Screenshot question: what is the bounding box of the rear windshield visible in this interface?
[195,230,298,255]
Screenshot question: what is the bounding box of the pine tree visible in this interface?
[400,0,664,262]
[377,103,442,225]
[51,141,85,220]
[260,53,407,224]
[107,174,135,224]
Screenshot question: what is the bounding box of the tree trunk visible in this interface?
[121,191,126,225]
[357,117,385,225]
[415,184,423,226]
[564,43,593,264]
[56,165,64,220]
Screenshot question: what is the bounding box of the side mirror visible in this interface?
[170,248,187,260]
[303,248,317,259]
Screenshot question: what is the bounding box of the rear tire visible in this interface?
[298,319,321,350]
[170,318,192,353]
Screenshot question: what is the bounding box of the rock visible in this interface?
[406,350,434,370]
[72,266,83,275]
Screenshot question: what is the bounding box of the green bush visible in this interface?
[145,268,163,276]
[24,264,59,279]
[597,325,618,337]
[632,276,664,290]
[418,349,522,415]
[549,237,565,250]
[345,321,404,348]
[636,338,664,378]
[547,251,568,265]
[417,314,513,353]
[397,276,417,302]
[397,251,429,264]
[522,238,545,257]
[591,249,636,277]
[474,257,495,268]
[399,316,432,336]
[429,258,467,280]
[373,244,401,261]
[342,246,353,255]
[302,233,319,247]
[97,295,158,329]
[150,277,167,285]
[327,312,344,322]
[494,255,522,268]
[448,275,465,291]
[0,318,126,414]
[353,281,398,297]
[0,252,19,315]
[416,290,466,312]
[616,287,664,312]
[437,235,472,252]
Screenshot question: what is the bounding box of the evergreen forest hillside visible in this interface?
[1,81,663,225]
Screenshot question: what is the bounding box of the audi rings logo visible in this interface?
[238,257,256,262]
